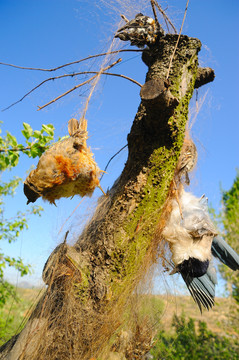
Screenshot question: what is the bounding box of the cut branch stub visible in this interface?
[140,78,179,113]
[195,67,215,88]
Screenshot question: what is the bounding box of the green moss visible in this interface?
[72,39,200,304]
[109,55,198,299]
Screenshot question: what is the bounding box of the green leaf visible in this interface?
[22,123,33,140]
[32,130,41,139]
[6,132,18,147]
[42,124,54,136]
[30,143,42,158]
[9,152,19,167]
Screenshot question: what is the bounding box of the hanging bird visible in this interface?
[115,13,164,48]
[24,118,105,205]
[162,189,239,311]
[176,138,198,185]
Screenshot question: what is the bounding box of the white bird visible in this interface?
[162,190,239,311]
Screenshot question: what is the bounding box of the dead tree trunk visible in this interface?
[0,34,214,360]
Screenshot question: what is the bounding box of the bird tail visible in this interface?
[68,118,79,136]
[211,236,239,271]
[181,262,217,312]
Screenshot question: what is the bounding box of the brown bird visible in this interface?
[176,138,198,185]
[24,118,104,205]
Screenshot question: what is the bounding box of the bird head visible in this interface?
[24,182,40,204]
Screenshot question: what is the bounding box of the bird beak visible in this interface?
[169,267,179,275]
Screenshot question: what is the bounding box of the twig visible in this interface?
[166,0,190,79]
[120,14,129,23]
[63,230,69,244]
[37,74,99,111]
[150,0,159,27]
[100,144,128,180]
[154,1,177,34]
[2,69,141,111]
[0,49,142,72]
[81,38,117,123]
[0,146,31,153]
[36,59,122,111]
[99,72,142,87]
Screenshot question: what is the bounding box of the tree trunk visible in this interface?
[0,34,213,360]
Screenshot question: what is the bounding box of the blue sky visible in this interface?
[0,0,238,296]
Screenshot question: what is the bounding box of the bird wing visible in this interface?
[212,236,239,271]
[181,262,217,312]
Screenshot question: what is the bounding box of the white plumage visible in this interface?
[163,190,217,266]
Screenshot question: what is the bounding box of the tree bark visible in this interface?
[0,34,203,360]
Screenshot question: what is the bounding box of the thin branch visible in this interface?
[0,49,142,73]
[36,74,99,111]
[154,1,177,34]
[3,58,142,112]
[120,14,129,23]
[100,72,142,87]
[150,0,159,27]
[37,59,122,111]
[166,0,190,79]
[100,144,128,180]
[2,68,141,112]
[0,146,30,153]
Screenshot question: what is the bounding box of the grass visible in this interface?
[0,287,238,354]
[0,287,43,346]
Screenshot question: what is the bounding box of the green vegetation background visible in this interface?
[1,289,238,359]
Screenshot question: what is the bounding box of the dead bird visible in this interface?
[24,118,104,205]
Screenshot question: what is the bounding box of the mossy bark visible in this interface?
[0,34,203,360]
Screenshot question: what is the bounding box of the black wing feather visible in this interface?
[212,236,239,271]
[181,271,216,312]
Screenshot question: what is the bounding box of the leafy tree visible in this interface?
[151,313,239,359]
[219,173,239,303]
[0,122,57,307]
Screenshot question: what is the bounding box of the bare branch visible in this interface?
[0,49,142,73]
[2,68,141,112]
[37,59,122,111]
[150,0,159,27]
[120,14,129,23]
[100,144,128,180]
[154,1,177,34]
[100,72,142,87]
[166,0,190,79]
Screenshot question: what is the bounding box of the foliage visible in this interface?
[0,122,55,170]
[0,122,56,307]
[150,313,239,359]
[219,172,239,303]
[0,287,40,346]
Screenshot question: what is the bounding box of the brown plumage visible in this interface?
[177,138,198,185]
[24,118,103,205]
